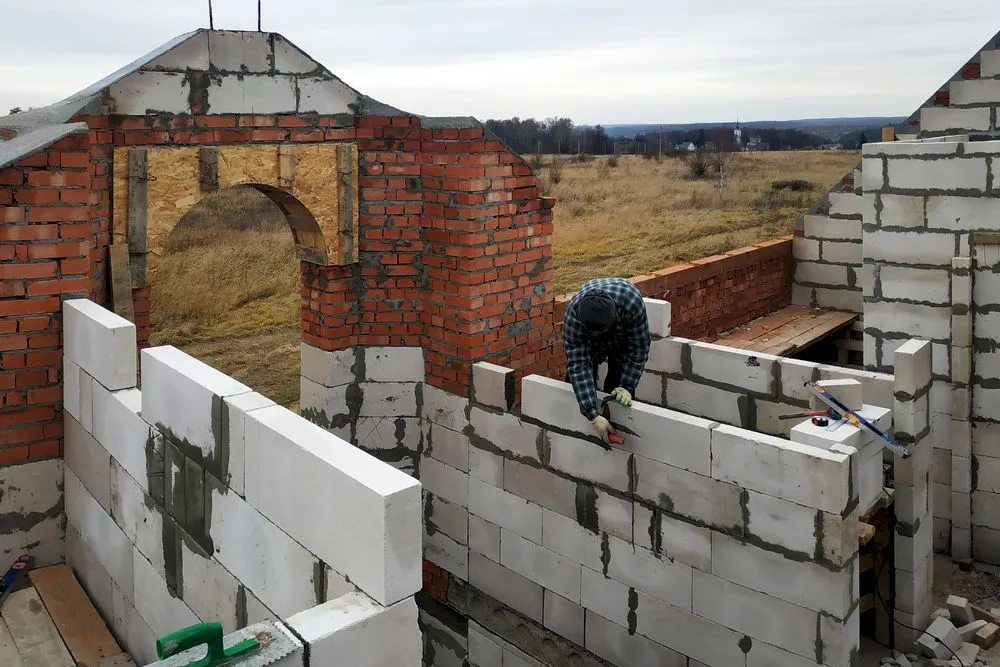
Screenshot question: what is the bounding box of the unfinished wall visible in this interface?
[857,135,1000,564]
[61,298,422,665]
[791,34,1000,312]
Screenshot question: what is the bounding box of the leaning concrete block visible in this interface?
[975,622,1000,649]
[958,619,988,642]
[947,595,976,624]
[643,298,671,338]
[141,345,252,476]
[243,405,422,607]
[917,617,963,659]
[712,423,852,514]
[472,362,516,411]
[287,593,420,667]
[63,299,136,391]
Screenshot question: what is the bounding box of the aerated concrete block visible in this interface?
[468,478,542,543]
[469,514,500,561]
[664,377,743,425]
[579,565,631,628]
[141,345,252,473]
[692,570,818,661]
[300,343,356,388]
[63,299,136,391]
[543,589,585,647]
[687,341,776,394]
[500,529,582,603]
[469,552,543,623]
[205,30,271,72]
[584,610,686,667]
[917,616,963,658]
[206,476,318,618]
[65,469,134,601]
[210,73,298,114]
[223,391,275,496]
[422,384,470,431]
[546,431,630,488]
[467,622,503,666]
[110,460,165,577]
[93,385,156,494]
[423,524,468,579]
[469,406,542,461]
[808,378,863,412]
[297,76,358,115]
[713,424,852,514]
[643,298,671,338]
[421,456,469,508]
[540,509,605,573]
[108,71,191,115]
[711,531,854,618]
[503,458,576,519]
[635,454,744,529]
[243,405,422,606]
[364,347,425,382]
[469,446,502,486]
[63,356,82,422]
[133,547,199,637]
[919,107,992,133]
[65,413,112,513]
[864,229,959,267]
[287,594,420,667]
[604,533,693,610]
[180,538,241,633]
[472,362,516,410]
[357,382,418,417]
[274,34,319,73]
[425,422,470,471]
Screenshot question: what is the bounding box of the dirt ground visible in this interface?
[858,554,1000,665]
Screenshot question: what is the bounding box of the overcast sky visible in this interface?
[3,0,1000,125]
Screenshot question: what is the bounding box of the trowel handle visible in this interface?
[609,433,624,445]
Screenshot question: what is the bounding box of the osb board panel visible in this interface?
[111,143,358,280]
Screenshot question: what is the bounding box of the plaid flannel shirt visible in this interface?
[563,278,651,420]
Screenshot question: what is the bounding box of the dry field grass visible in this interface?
[150,150,860,406]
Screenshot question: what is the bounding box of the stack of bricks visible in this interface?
[0,130,94,464]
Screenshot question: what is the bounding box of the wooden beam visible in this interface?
[198,146,219,192]
[974,231,1000,246]
[108,245,135,322]
[278,145,299,190]
[337,143,356,264]
[28,565,125,667]
[881,126,895,142]
[127,148,148,288]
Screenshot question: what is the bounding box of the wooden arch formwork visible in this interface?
[110,142,359,317]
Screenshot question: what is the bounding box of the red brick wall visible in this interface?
[0,132,95,464]
[544,236,794,380]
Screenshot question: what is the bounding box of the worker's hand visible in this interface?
[611,387,632,408]
[591,415,615,443]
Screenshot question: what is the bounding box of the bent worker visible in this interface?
[563,277,651,443]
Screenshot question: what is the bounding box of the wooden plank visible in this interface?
[28,565,123,667]
[753,312,843,355]
[278,145,299,189]
[337,143,356,264]
[1,587,74,667]
[108,246,135,323]
[974,230,1000,246]
[858,522,875,546]
[127,148,148,288]
[881,126,895,142]
[0,618,24,667]
[756,311,857,356]
[714,306,811,344]
[198,146,219,192]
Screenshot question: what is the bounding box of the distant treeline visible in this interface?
[483,117,868,154]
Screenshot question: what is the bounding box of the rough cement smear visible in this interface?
[575,483,599,534]
[626,588,638,636]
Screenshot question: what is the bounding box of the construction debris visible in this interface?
[949,596,978,625]
[877,613,993,667]
[976,623,1000,650]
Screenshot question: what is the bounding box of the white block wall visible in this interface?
[856,137,1000,562]
[62,299,421,665]
[416,365,861,667]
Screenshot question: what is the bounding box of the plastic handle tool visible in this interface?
[156,622,260,667]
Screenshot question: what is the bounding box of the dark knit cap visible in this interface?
[578,292,617,332]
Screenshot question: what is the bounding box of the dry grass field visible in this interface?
[150,150,860,406]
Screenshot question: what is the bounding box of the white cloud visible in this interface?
[3,0,1000,123]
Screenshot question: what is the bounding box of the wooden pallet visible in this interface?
[711,305,859,357]
[0,563,133,667]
